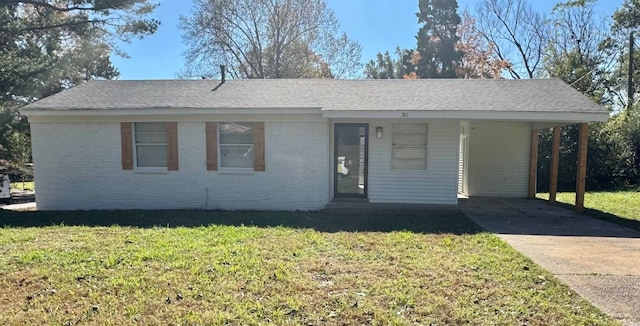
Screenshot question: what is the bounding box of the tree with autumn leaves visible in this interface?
[456,11,510,79]
[365,0,509,79]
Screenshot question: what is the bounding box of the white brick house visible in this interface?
[20,79,608,210]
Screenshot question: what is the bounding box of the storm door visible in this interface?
[334,124,368,198]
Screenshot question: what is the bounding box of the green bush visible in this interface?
[537,111,640,192]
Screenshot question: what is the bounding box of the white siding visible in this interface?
[467,121,531,197]
[330,119,459,205]
[31,120,329,210]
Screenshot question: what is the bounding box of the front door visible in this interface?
[334,124,368,198]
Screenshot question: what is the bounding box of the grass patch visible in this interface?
[0,210,616,325]
[10,181,34,191]
[538,191,640,231]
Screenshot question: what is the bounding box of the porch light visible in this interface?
[376,127,383,139]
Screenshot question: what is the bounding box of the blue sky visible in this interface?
[110,0,621,80]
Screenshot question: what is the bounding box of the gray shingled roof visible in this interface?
[20,78,607,114]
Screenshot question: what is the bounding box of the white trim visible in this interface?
[25,109,608,124]
[531,122,573,130]
[133,167,168,174]
[27,114,326,123]
[321,110,609,122]
[23,107,609,123]
[22,107,322,116]
[217,168,255,175]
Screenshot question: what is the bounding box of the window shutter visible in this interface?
[205,122,218,170]
[166,122,179,170]
[253,122,265,171]
[120,122,133,170]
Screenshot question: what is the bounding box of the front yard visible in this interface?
[10,181,35,191]
[538,191,640,231]
[0,210,616,325]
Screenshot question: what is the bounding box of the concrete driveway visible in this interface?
[0,190,35,211]
[461,197,640,326]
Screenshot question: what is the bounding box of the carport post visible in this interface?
[528,129,538,199]
[575,123,589,213]
[549,126,561,204]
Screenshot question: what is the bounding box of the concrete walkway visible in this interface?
[460,197,640,326]
[1,201,36,211]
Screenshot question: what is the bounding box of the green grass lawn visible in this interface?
[538,191,640,231]
[0,210,616,325]
[10,181,35,191]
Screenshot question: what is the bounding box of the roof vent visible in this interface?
[212,65,226,91]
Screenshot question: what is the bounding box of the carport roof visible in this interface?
[20,78,608,117]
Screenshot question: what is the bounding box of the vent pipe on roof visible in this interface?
[212,65,226,91]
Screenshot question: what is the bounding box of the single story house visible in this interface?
[20,79,608,211]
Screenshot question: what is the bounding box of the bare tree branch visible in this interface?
[475,0,548,79]
[179,0,361,79]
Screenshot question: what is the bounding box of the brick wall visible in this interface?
[31,121,329,210]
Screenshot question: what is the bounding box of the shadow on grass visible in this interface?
[0,209,482,235]
[552,202,640,232]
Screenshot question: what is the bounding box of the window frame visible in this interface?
[133,122,168,171]
[218,122,255,171]
[391,123,428,171]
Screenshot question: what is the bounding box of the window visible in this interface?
[392,123,428,170]
[219,122,254,168]
[206,122,264,172]
[134,122,167,168]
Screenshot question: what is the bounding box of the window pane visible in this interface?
[219,133,253,144]
[391,148,426,170]
[219,122,255,168]
[135,122,166,132]
[220,145,254,168]
[221,157,254,168]
[219,122,253,133]
[393,123,427,134]
[392,134,427,146]
[392,147,426,159]
[392,124,427,146]
[135,132,166,144]
[392,158,427,170]
[220,145,254,158]
[392,124,427,171]
[136,145,167,167]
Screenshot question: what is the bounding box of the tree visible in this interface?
[1,0,159,41]
[365,10,510,80]
[364,48,413,79]
[179,0,362,79]
[406,0,462,78]
[455,11,510,78]
[600,0,640,110]
[0,0,160,170]
[1,0,159,103]
[475,0,549,79]
[535,1,619,192]
[544,0,610,102]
